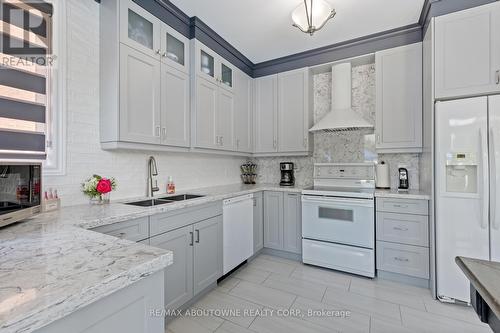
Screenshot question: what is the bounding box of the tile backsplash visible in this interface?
[255,63,420,189]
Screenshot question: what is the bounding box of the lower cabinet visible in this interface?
[149,215,223,310]
[375,197,430,284]
[36,271,165,333]
[283,193,302,254]
[193,216,223,294]
[263,191,302,254]
[253,192,264,253]
[264,191,284,249]
[150,225,193,311]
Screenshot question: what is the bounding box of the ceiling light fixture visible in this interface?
[291,0,336,36]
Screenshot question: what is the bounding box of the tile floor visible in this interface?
[166,254,491,333]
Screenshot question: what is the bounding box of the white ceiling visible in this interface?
[170,0,426,63]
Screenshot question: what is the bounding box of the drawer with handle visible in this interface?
[91,217,149,242]
[376,212,429,247]
[376,197,428,215]
[376,241,429,279]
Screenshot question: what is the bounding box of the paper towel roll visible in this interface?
[376,161,390,189]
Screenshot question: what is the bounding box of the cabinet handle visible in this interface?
[303,138,307,148]
[189,231,194,246]
[393,226,409,231]
[155,49,161,55]
[376,134,381,144]
[393,204,408,208]
[394,257,409,262]
[273,139,277,149]
[236,139,240,149]
[155,126,161,137]
[253,198,257,207]
[220,136,224,146]
[162,52,167,58]
[195,229,200,243]
[162,128,166,137]
[215,136,220,145]
[496,70,500,85]
[118,232,126,239]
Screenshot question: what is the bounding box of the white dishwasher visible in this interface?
[223,194,254,275]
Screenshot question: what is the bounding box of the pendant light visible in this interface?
[291,0,336,36]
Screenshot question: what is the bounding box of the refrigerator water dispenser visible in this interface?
[445,153,477,193]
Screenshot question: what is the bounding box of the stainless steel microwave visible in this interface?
[0,162,42,228]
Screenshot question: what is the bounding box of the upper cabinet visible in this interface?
[234,69,253,153]
[278,69,311,153]
[120,0,189,74]
[375,43,423,153]
[254,75,278,153]
[195,42,234,92]
[191,40,236,151]
[435,2,500,99]
[101,0,190,150]
[254,70,312,156]
[120,0,161,59]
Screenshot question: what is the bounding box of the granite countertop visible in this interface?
[374,188,430,200]
[456,256,500,319]
[0,183,302,333]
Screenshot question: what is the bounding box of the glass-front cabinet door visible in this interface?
[220,62,233,91]
[161,24,189,73]
[120,0,161,59]
[196,42,218,84]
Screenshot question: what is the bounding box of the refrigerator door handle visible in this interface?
[480,128,489,230]
[491,128,500,230]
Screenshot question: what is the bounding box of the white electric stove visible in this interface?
[301,163,376,278]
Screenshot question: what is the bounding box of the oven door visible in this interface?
[302,195,374,248]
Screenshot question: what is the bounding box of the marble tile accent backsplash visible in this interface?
[256,63,420,189]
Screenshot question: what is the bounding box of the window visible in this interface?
[0,0,63,171]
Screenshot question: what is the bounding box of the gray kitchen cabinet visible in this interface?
[278,68,310,153]
[263,191,284,250]
[254,75,278,153]
[283,193,302,254]
[376,241,430,279]
[150,225,193,311]
[376,197,430,284]
[100,0,192,151]
[253,191,264,253]
[435,2,500,99]
[119,44,161,145]
[160,23,189,74]
[217,88,235,150]
[194,77,219,149]
[120,0,161,60]
[234,69,253,153]
[91,216,149,242]
[36,271,164,333]
[375,42,422,153]
[192,40,236,152]
[161,65,190,147]
[193,215,223,295]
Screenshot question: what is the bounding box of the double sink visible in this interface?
[125,194,204,207]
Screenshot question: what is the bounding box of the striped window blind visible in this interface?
[0,0,53,159]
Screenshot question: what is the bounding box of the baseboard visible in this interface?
[377,270,430,289]
[260,248,302,262]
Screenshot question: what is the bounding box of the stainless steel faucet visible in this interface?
[147,156,159,197]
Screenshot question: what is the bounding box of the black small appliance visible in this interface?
[280,162,295,187]
[398,167,409,191]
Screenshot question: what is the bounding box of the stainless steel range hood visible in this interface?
[309,63,374,133]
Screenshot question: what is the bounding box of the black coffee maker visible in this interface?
[280,162,295,186]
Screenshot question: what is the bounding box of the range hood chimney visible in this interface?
[309,63,374,133]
